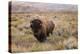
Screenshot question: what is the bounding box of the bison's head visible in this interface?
[30,19,47,42]
[30,19,42,33]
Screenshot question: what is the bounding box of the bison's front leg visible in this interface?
[39,32,47,42]
[34,32,47,42]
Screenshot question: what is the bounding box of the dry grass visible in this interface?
[10,12,78,53]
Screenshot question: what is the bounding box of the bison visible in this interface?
[30,18,55,42]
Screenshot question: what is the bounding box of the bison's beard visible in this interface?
[33,30,47,42]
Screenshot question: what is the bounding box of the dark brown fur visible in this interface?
[30,18,55,42]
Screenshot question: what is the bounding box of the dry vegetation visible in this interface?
[10,12,78,53]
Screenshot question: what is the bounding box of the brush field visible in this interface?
[10,12,78,53]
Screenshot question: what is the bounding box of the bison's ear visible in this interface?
[39,20,42,24]
[39,21,43,26]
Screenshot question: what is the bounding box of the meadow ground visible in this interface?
[10,12,78,53]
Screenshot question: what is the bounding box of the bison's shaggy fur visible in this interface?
[30,18,55,42]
